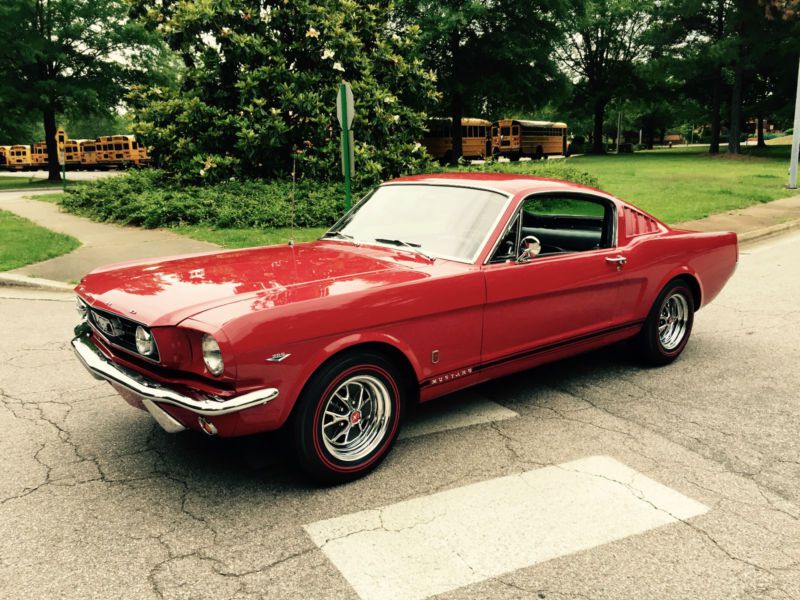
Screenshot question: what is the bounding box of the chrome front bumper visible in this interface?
[72,325,279,433]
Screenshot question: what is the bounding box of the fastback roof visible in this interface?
[387,172,605,197]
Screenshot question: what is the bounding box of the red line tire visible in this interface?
[633,279,695,366]
[290,351,405,485]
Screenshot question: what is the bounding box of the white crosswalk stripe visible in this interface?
[399,390,518,441]
[304,455,709,600]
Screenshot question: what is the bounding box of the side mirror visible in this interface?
[516,235,542,263]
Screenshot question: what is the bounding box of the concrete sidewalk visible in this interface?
[0,190,217,284]
[675,194,800,243]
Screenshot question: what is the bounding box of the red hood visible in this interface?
[75,241,429,326]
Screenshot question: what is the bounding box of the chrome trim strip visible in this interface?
[72,325,279,417]
[142,398,187,433]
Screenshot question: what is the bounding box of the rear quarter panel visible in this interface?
[620,230,738,322]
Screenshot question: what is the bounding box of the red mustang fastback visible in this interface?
[72,173,738,483]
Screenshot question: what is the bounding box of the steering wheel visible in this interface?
[518,235,542,262]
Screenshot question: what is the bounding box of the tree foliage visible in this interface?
[399,0,566,163]
[557,0,655,153]
[0,0,165,180]
[128,0,439,185]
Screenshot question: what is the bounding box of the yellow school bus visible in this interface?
[7,145,33,171]
[0,146,11,170]
[422,118,492,163]
[64,139,86,170]
[79,140,98,170]
[96,134,145,168]
[133,139,150,166]
[31,142,49,168]
[491,119,568,160]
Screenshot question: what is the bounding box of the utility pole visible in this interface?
[789,57,800,189]
[616,111,622,154]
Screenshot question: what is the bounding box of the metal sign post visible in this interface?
[55,127,67,190]
[789,56,800,189]
[336,82,355,210]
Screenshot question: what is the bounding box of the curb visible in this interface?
[0,273,73,292]
[737,219,800,245]
[0,187,65,194]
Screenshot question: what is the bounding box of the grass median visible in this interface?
[568,146,794,223]
[0,176,66,191]
[0,209,80,271]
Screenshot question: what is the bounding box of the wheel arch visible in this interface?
[290,335,422,416]
[655,268,703,310]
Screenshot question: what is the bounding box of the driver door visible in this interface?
[481,194,625,365]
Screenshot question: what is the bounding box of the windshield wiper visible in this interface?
[322,231,359,246]
[374,238,435,262]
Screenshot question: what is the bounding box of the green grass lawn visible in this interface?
[0,209,80,271]
[0,176,67,191]
[28,192,63,203]
[563,145,793,223]
[174,225,327,248]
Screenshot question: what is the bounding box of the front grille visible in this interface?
[88,306,159,362]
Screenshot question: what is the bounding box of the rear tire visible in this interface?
[290,351,405,485]
[633,280,694,366]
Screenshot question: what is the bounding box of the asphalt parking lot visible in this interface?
[1,232,799,599]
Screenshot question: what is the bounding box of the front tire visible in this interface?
[634,280,694,366]
[290,351,405,484]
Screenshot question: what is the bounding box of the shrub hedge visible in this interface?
[61,170,354,229]
[61,161,600,230]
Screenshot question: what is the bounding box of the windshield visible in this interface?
[327,184,509,262]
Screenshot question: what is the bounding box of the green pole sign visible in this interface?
[336,81,355,210]
[55,127,67,191]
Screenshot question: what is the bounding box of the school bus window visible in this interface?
[492,127,498,136]
[501,126,510,136]
[513,126,519,136]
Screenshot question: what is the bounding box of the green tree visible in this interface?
[0,0,164,181]
[557,0,655,154]
[399,0,566,164]
[128,0,439,185]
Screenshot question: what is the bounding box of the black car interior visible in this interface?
[490,194,614,263]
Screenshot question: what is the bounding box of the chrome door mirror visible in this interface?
[517,235,542,263]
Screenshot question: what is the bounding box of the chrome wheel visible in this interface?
[658,292,690,351]
[320,374,392,462]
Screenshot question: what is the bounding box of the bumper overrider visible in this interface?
[71,323,279,434]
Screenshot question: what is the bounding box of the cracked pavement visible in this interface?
[2,232,800,599]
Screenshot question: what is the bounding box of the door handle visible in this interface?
[605,255,627,268]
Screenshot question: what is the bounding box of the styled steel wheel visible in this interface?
[290,351,405,484]
[658,292,690,351]
[320,374,392,463]
[634,280,695,366]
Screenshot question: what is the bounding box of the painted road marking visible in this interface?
[399,390,518,441]
[304,455,708,600]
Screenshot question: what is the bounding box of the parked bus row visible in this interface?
[0,135,149,171]
[422,118,570,163]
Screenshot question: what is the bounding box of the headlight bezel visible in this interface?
[135,325,156,357]
[201,333,224,377]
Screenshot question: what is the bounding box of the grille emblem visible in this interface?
[94,313,119,337]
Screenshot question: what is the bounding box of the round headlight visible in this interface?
[75,297,88,321]
[202,334,224,376]
[135,326,155,356]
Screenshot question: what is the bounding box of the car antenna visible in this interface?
[288,150,296,247]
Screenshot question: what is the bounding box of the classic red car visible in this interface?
[72,173,738,483]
